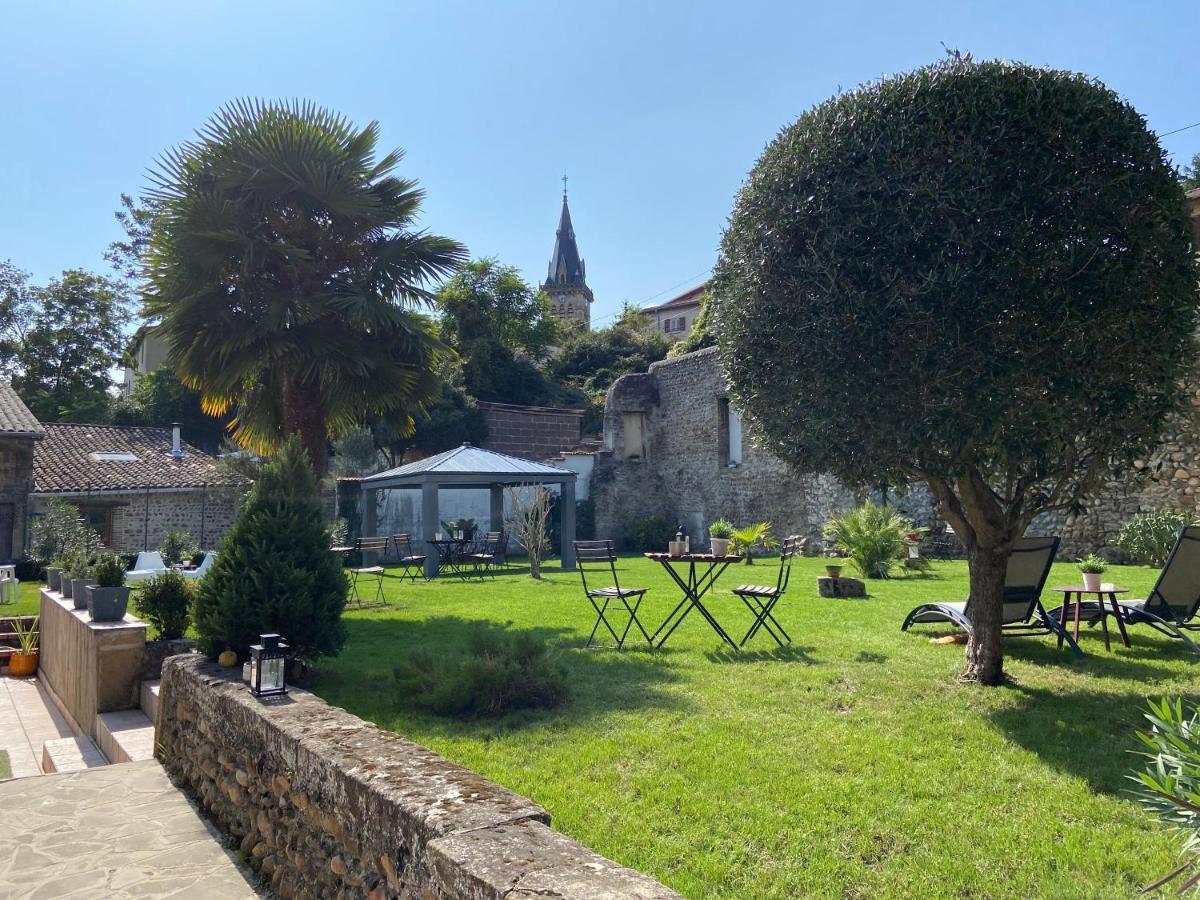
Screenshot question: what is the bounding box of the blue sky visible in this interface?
[2,0,1196,328]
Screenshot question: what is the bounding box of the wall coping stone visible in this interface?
[158,655,681,899]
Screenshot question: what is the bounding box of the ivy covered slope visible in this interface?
[712,57,1199,683]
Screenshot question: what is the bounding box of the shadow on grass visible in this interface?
[704,644,818,665]
[316,615,685,733]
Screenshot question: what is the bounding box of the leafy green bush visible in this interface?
[708,518,735,539]
[29,498,100,565]
[1132,698,1200,891]
[194,437,348,660]
[823,502,911,578]
[135,571,194,641]
[393,625,568,717]
[1117,509,1190,567]
[92,553,126,588]
[159,528,197,567]
[622,515,671,552]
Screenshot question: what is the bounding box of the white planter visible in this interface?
[1082,572,1102,591]
[710,538,731,557]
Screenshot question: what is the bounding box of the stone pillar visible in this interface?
[360,484,378,565]
[422,481,439,579]
[560,479,576,571]
[489,484,504,533]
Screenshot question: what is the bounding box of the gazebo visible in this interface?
[360,443,578,578]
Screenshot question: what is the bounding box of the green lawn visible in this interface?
[307,556,1200,899]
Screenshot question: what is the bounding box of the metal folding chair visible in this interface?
[468,532,505,579]
[349,537,389,605]
[575,540,652,649]
[732,536,803,646]
[390,533,429,582]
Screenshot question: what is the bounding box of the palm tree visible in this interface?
[143,99,466,474]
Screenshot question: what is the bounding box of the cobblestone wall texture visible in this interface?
[157,655,680,900]
[593,347,1200,559]
[477,402,583,462]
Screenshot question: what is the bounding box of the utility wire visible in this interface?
[591,267,714,327]
[1159,120,1200,138]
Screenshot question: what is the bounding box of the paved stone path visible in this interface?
[0,677,72,780]
[0,759,261,898]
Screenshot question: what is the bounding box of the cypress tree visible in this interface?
[194,437,348,660]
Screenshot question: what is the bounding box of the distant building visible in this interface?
[644,282,706,339]
[121,324,170,398]
[543,186,593,328]
[0,381,45,561]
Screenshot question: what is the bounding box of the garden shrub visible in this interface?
[393,624,568,717]
[1116,509,1190,567]
[134,571,194,640]
[824,501,911,578]
[28,498,100,565]
[193,437,348,660]
[159,527,197,567]
[1132,698,1200,891]
[623,515,670,552]
[731,522,779,564]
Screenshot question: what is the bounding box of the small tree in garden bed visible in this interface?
[505,485,554,579]
[158,527,196,567]
[134,571,194,641]
[28,498,100,566]
[194,437,348,660]
[712,55,1199,683]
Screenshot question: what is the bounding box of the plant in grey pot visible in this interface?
[707,518,735,557]
[46,557,65,593]
[65,551,96,611]
[86,553,131,622]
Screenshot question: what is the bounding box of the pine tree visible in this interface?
[194,437,348,660]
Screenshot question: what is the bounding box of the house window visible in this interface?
[622,412,645,460]
[76,503,114,547]
[718,399,743,467]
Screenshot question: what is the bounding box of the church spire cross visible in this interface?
[562,173,568,199]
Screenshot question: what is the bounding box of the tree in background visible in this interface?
[111,368,227,452]
[1181,151,1200,190]
[144,99,464,475]
[436,259,561,404]
[331,424,382,476]
[713,57,1199,684]
[0,265,131,422]
[194,437,348,660]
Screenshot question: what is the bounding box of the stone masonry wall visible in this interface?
[477,402,583,462]
[593,347,857,549]
[157,655,680,900]
[0,435,36,561]
[31,486,244,554]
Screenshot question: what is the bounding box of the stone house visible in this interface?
[29,422,249,554]
[643,282,706,341]
[0,381,45,561]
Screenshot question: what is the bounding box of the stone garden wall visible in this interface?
[157,655,680,900]
[477,401,584,462]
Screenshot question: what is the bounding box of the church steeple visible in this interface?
[543,178,594,327]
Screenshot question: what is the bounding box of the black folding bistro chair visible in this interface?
[1048,525,1200,655]
[349,536,389,605]
[390,533,429,582]
[575,540,652,649]
[732,535,804,646]
[468,532,505,579]
[901,535,1081,656]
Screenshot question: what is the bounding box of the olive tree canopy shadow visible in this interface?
[313,615,686,736]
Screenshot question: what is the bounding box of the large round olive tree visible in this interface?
[712,57,1199,684]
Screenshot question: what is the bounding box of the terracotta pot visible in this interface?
[9,651,38,677]
[825,565,844,578]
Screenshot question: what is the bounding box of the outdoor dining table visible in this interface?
[426,538,475,579]
[643,552,742,648]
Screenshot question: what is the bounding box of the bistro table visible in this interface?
[427,538,475,580]
[1052,584,1132,651]
[644,552,742,648]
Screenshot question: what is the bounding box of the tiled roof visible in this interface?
[645,282,707,312]
[0,381,45,437]
[33,423,248,493]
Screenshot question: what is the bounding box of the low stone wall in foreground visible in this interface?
[157,655,679,900]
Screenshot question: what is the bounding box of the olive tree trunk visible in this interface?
[963,545,1008,685]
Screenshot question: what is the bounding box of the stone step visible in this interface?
[95,709,156,764]
[140,679,160,724]
[42,736,108,774]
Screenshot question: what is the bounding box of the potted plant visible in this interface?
[86,553,131,622]
[8,616,39,677]
[64,551,95,610]
[825,562,844,578]
[708,518,735,557]
[46,558,64,593]
[1079,554,1107,592]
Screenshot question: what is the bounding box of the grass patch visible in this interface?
[310,555,1200,898]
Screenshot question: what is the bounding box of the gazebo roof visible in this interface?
[362,443,575,488]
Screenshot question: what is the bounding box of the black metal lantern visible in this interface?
[249,633,289,697]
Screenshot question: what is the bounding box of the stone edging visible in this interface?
[156,655,681,899]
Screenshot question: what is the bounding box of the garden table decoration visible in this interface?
[644,552,742,648]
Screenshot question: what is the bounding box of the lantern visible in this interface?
[249,633,289,697]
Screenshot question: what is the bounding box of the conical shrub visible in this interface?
[194,437,348,660]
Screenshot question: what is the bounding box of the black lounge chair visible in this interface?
[732,535,804,646]
[901,535,1081,656]
[1048,525,1200,655]
[574,540,652,649]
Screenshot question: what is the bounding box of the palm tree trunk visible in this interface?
[284,377,329,477]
